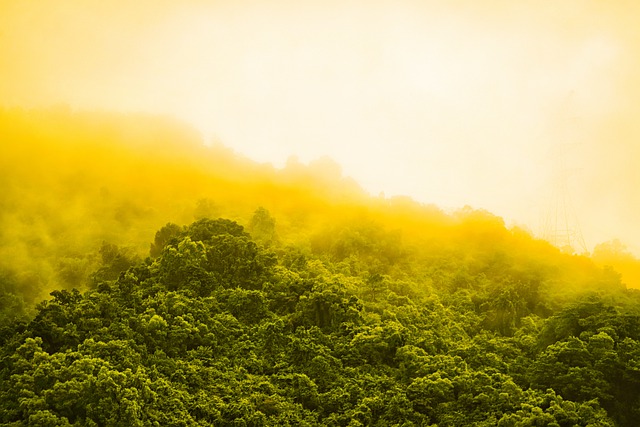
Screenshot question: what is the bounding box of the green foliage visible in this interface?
[2,217,638,426]
[150,222,183,258]
[91,242,138,285]
[0,270,30,328]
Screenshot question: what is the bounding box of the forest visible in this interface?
[1,108,640,426]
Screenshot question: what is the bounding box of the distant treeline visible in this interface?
[0,107,637,316]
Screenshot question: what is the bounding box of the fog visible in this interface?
[1,0,639,254]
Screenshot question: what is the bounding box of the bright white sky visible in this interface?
[1,0,639,254]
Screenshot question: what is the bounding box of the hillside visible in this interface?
[1,109,640,425]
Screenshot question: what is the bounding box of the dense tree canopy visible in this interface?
[2,216,639,426]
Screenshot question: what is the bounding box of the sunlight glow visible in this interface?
[0,0,638,254]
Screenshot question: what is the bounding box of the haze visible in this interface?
[1,0,638,254]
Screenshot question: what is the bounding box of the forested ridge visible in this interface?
[2,109,640,425]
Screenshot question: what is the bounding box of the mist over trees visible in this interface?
[1,108,640,425]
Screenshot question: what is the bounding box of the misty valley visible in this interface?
[2,109,640,426]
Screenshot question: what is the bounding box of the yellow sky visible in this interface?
[1,0,639,254]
